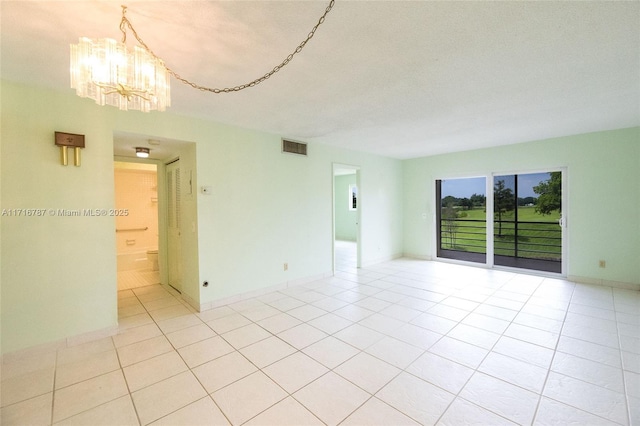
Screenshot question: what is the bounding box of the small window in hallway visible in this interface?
[349,184,358,211]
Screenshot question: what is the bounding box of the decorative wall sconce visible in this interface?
[55,132,85,166]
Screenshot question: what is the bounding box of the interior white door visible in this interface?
[166,160,182,292]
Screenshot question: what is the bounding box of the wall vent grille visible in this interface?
[282,139,308,156]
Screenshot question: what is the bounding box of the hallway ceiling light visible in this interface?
[135,147,150,158]
[70,2,335,112]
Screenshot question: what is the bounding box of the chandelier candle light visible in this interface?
[70,2,335,112]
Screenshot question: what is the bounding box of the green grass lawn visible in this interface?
[441,207,562,260]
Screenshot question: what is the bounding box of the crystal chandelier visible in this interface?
[70,7,170,112]
[70,2,334,113]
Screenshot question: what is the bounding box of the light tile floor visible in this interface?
[118,268,161,291]
[2,252,639,425]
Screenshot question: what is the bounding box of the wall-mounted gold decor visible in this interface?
[55,132,85,166]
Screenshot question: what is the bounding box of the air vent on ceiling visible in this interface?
[282,139,307,156]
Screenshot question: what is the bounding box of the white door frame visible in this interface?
[332,163,361,273]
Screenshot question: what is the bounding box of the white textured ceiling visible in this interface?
[2,1,639,159]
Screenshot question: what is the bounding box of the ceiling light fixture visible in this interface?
[70,2,335,112]
[135,147,150,158]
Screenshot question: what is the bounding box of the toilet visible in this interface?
[147,249,159,271]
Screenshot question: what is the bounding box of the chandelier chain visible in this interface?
[119,1,335,94]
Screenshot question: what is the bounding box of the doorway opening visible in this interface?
[333,164,360,273]
[114,161,160,290]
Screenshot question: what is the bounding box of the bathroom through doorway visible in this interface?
[114,161,161,290]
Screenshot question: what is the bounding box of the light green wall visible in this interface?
[1,82,119,353]
[0,80,404,354]
[403,127,640,285]
[334,174,357,241]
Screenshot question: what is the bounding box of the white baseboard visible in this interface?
[1,325,118,363]
[361,252,404,267]
[402,253,433,261]
[568,275,640,291]
[198,271,333,312]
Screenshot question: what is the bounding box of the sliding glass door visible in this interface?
[493,172,563,273]
[436,171,564,274]
[436,177,487,263]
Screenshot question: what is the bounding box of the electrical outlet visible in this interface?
[284,263,288,271]
[599,260,606,268]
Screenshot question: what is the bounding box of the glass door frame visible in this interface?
[434,168,568,277]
